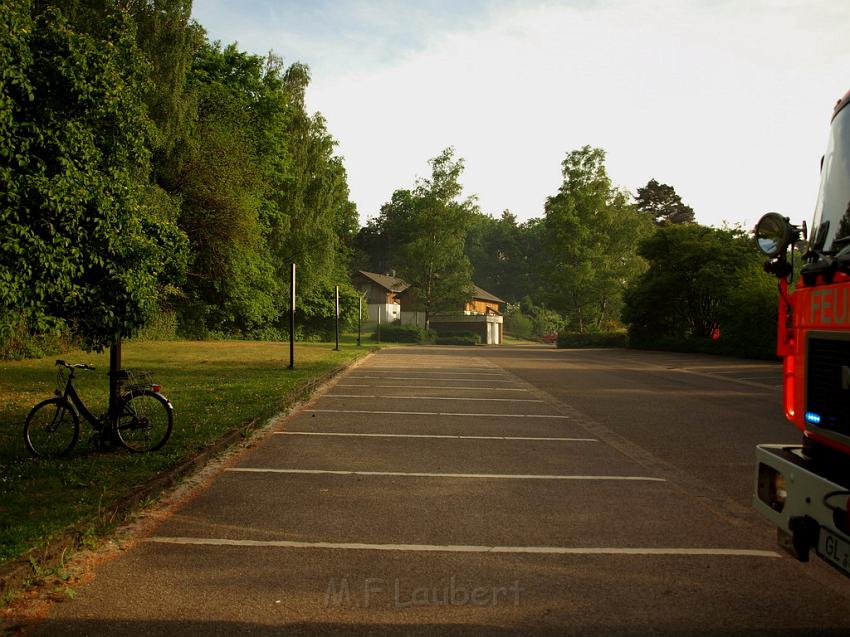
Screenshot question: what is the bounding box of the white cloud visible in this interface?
[195,0,850,229]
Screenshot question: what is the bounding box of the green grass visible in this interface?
[0,339,373,565]
[502,334,540,345]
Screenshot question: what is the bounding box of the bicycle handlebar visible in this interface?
[55,360,95,371]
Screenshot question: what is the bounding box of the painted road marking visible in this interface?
[358,369,506,375]
[146,537,780,559]
[276,431,598,442]
[225,468,664,482]
[639,360,781,391]
[348,376,515,383]
[672,369,780,391]
[322,394,544,403]
[309,409,569,418]
[337,384,529,392]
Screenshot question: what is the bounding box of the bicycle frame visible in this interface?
[59,374,104,431]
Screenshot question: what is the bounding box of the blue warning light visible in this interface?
[805,412,822,425]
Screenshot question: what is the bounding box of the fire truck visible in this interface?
[753,89,850,576]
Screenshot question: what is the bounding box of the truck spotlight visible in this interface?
[755,212,797,258]
[757,463,787,512]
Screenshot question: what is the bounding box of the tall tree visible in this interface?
[622,224,770,346]
[128,0,202,158]
[165,43,359,337]
[635,178,695,226]
[0,1,186,350]
[465,210,528,302]
[265,61,359,335]
[352,217,392,274]
[543,146,650,332]
[379,148,477,328]
[170,42,278,335]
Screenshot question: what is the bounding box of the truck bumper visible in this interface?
[753,444,850,569]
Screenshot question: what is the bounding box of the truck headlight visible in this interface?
[755,213,797,257]
[758,463,787,512]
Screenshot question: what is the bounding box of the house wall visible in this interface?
[465,299,500,315]
[399,311,426,327]
[356,281,391,306]
[430,314,503,345]
[367,303,401,323]
[352,277,402,323]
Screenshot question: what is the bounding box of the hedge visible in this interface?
[373,324,435,343]
[433,330,480,346]
[556,331,628,349]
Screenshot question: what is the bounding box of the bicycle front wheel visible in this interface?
[24,398,80,459]
[115,390,173,452]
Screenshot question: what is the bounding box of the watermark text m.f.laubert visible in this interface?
[325,577,524,608]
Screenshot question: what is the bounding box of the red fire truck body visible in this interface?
[753,90,850,575]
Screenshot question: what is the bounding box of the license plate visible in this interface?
[818,528,850,575]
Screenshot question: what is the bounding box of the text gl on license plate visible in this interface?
[818,528,850,575]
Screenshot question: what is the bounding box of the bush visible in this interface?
[556,331,627,349]
[434,331,481,346]
[435,336,479,346]
[628,333,778,361]
[134,310,179,341]
[0,314,74,360]
[504,312,534,339]
[714,268,778,360]
[437,330,481,341]
[374,324,435,343]
[622,224,778,360]
[505,301,565,339]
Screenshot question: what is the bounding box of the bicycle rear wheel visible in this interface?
[24,398,80,458]
[115,390,173,452]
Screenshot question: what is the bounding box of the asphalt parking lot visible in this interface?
[29,346,850,636]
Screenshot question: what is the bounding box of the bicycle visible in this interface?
[24,360,174,458]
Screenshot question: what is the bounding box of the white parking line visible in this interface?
[226,468,664,481]
[310,409,568,418]
[358,369,506,376]
[663,367,780,391]
[322,394,544,403]
[147,537,781,559]
[348,376,515,383]
[338,384,529,392]
[276,432,598,442]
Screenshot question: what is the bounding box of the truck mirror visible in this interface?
[755,212,795,258]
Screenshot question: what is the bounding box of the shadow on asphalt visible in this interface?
[26,619,850,637]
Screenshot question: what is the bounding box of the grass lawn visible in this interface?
[502,334,541,345]
[0,339,373,567]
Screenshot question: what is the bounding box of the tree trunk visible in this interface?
[596,297,608,330]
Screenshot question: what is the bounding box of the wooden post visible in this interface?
[377,305,381,343]
[357,295,362,347]
[289,263,295,369]
[334,285,340,351]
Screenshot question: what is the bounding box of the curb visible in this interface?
[0,351,373,599]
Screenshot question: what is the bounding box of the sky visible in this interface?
[191,0,850,230]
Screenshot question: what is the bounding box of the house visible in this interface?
[351,270,408,323]
[397,285,505,345]
[465,286,504,316]
[351,270,505,344]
